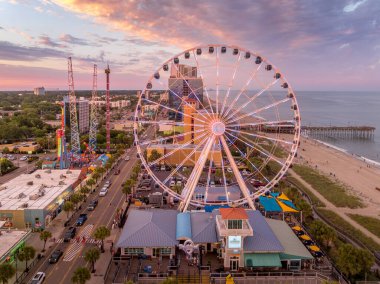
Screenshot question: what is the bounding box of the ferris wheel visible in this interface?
[134,44,301,212]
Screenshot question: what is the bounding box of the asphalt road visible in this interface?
[25,148,138,284]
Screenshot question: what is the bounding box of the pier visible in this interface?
[302,126,375,139]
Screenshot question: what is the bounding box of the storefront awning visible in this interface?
[244,253,282,267]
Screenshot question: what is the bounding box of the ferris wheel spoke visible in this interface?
[148,130,208,167]
[155,79,210,121]
[140,128,206,146]
[216,47,220,115]
[163,135,209,185]
[204,141,216,203]
[224,134,270,183]
[220,53,242,116]
[192,50,215,115]
[222,62,263,120]
[227,119,295,128]
[219,135,255,209]
[142,97,207,125]
[225,127,293,145]
[138,120,204,128]
[170,61,212,119]
[227,97,291,125]
[180,135,216,212]
[225,130,286,167]
[224,79,279,122]
[217,138,229,203]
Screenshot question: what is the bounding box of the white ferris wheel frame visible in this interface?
[133,44,301,212]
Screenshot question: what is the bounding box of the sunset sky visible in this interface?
[0,0,379,91]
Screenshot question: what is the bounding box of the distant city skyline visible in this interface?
[0,0,379,91]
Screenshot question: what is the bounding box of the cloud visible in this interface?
[60,34,91,46]
[38,35,64,48]
[343,0,368,12]
[0,41,67,61]
[339,43,350,49]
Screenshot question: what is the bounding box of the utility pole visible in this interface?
[105,65,111,153]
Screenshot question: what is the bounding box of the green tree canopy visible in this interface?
[39,230,52,252]
[0,263,16,284]
[84,247,100,273]
[93,226,111,253]
[17,246,36,271]
[62,201,74,219]
[71,267,91,284]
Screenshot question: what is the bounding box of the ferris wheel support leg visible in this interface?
[179,136,215,212]
[219,136,256,210]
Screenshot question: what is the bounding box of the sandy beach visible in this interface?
[295,136,380,217]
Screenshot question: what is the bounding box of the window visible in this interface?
[228,236,242,249]
[124,248,144,255]
[227,220,242,229]
[160,248,171,255]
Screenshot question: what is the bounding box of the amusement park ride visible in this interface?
[56,58,108,169]
[134,44,301,212]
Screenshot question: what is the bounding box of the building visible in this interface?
[168,64,203,110]
[116,208,313,271]
[0,169,82,229]
[0,229,30,263]
[112,120,134,131]
[64,96,90,134]
[111,100,131,109]
[33,87,45,96]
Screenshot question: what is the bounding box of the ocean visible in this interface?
[295,91,380,163]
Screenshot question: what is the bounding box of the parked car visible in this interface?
[76,214,87,226]
[87,199,98,211]
[114,169,121,175]
[20,156,28,161]
[241,169,250,176]
[99,188,108,196]
[49,250,63,263]
[169,180,176,188]
[160,165,166,171]
[105,180,111,186]
[210,181,216,187]
[176,181,182,187]
[63,227,77,242]
[125,156,130,161]
[30,272,45,284]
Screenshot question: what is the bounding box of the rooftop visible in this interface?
[219,207,248,220]
[0,229,30,261]
[0,169,81,210]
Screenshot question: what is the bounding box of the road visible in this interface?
[25,148,138,284]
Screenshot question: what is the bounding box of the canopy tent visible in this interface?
[258,192,299,213]
[308,245,320,252]
[300,235,311,241]
[292,226,302,231]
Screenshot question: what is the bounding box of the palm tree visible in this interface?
[91,172,100,183]
[84,247,100,273]
[122,179,133,200]
[39,230,52,252]
[63,201,74,219]
[80,186,90,198]
[86,178,96,191]
[93,226,110,253]
[0,263,16,284]
[71,267,91,284]
[17,246,35,272]
[71,193,84,209]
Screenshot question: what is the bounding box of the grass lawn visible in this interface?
[316,208,380,252]
[292,164,364,209]
[286,175,326,207]
[347,214,380,239]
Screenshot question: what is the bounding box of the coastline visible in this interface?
[295,135,380,217]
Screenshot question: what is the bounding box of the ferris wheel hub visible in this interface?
[211,120,226,136]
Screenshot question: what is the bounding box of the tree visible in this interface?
[122,179,133,200]
[91,172,100,183]
[93,226,110,253]
[39,230,52,252]
[71,267,91,284]
[148,149,162,162]
[84,247,100,273]
[336,244,374,279]
[0,263,16,284]
[63,201,74,219]
[2,147,10,154]
[17,246,36,272]
[80,186,90,197]
[86,178,96,190]
[71,192,84,206]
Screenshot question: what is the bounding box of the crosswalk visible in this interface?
[55,238,101,244]
[63,224,96,262]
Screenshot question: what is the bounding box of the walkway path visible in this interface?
[289,169,380,246]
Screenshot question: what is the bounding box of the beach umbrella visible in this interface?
[292,226,302,231]
[309,245,320,252]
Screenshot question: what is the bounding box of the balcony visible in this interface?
[216,215,253,237]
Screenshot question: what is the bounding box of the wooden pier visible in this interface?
[302,126,375,139]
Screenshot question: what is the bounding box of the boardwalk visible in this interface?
[302,126,375,139]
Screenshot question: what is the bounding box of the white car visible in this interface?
[99,188,108,196]
[169,180,176,188]
[30,272,45,284]
[241,170,250,176]
[210,181,215,187]
[20,156,28,161]
[227,167,233,173]
[125,156,130,161]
